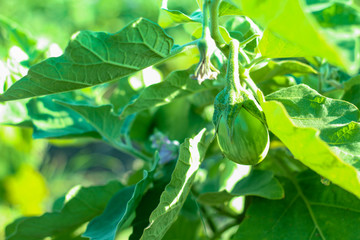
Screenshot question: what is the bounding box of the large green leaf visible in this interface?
[5,181,123,240]
[120,68,217,118]
[197,170,284,206]
[232,171,360,240]
[83,155,159,240]
[261,84,360,198]
[0,18,174,101]
[234,0,355,73]
[139,128,211,240]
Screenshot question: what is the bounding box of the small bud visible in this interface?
[192,36,220,84]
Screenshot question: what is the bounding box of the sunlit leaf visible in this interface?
[163,196,201,240]
[218,1,243,17]
[261,84,360,198]
[158,9,201,28]
[234,0,356,73]
[4,164,48,216]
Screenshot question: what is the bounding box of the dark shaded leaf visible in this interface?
[232,171,360,240]
[5,181,123,240]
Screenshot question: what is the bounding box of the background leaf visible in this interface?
[0,15,42,65]
[0,18,174,101]
[218,1,243,17]
[310,2,360,29]
[262,84,360,198]
[198,169,284,206]
[158,9,201,28]
[5,181,123,240]
[0,100,32,127]
[342,75,360,109]
[120,67,218,118]
[83,155,159,240]
[250,60,317,95]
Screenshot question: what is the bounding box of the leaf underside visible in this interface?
[0,18,174,101]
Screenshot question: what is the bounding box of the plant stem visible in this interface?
[239,48,250,65]
[202,0,210,37]
[245,56,268,70]
[226,39,243,93]
[199,204,218,235]
[210,198,252,239]
[113,142,153,163]
[239,34,261,48]
[213,206,239,219]
[208,0,229,57]
[209,0,225,46]
[241,68,259,97]
[191,188,218,235]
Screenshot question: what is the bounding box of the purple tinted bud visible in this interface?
[150,131,179,164]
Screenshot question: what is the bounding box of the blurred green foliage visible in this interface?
[0,0,197,49]
[0,0,198,235]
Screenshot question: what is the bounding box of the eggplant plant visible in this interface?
[1,0,360,239]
